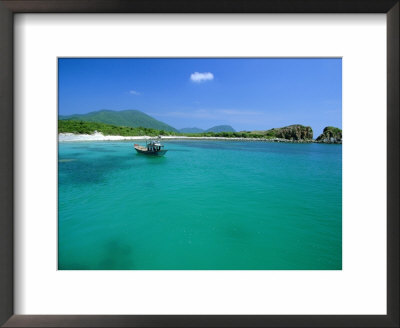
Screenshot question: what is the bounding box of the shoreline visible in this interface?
[58,132,338,143]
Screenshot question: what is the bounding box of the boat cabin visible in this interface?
[146,140,164,152]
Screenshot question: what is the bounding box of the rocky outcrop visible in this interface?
[267,124,313,141]
[315,126,342,144]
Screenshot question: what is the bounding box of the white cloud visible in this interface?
[190,72,214,83]
[129,90,140,95]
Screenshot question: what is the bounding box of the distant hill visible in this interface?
[179,127,205,133]
[205,125,236,133]
[179,125,236,133]
[59,109,178,132]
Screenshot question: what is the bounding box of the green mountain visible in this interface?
[205,125,236,133]
[59,109,178,132]
[179,127,205,133]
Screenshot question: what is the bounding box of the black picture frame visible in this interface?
[0,1,398,327]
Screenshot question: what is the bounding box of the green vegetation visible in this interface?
[183,131,275,138]
[58,120,179,137]
[323,126,342,134]
[59,120,328,143]
[59,109,178,132]
[58,120,275,138]
[58,110,317,141]
[316,126,342,143]
[248,125,313,140]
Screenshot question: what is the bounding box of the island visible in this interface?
[315,126,342,144]
[58,120,341,144]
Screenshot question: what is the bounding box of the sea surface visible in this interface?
[58,140,342,270]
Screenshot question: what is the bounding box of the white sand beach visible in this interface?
[58,132,150,142]
[58,132,295,142]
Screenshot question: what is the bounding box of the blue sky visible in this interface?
[58,58,341,136]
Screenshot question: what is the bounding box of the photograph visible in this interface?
[58,58,342,270]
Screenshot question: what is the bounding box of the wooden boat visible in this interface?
[134,140,168,156]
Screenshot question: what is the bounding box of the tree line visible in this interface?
[58,120,278,139]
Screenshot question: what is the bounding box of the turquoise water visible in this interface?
[58,140,342,270]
